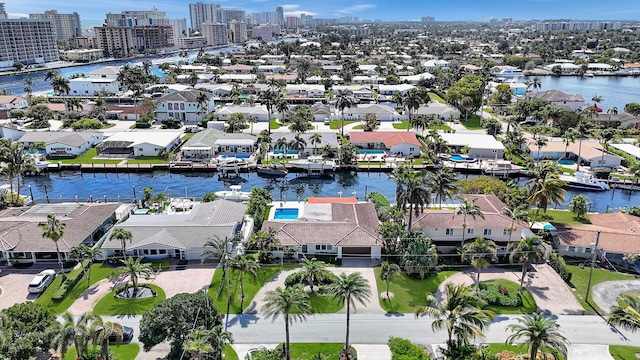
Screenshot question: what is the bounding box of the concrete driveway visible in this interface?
[0,271,45,310]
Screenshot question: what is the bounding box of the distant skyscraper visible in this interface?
[275,6,284,25]
[227,20,247,43]
[105,8,169,27]
[0,3,7,19]
[171,18,188,38]
[421,16,435,23]
[29,10,81,40]
[201,20,228,46]
[0,19,59,64]
[189,2,218,32]
[220,8,245,23]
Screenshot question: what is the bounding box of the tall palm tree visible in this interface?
[90,317,125,360]
[275,137,289,158]
[329,272,372,358]
[51,75,70,120]
[461,237,497,290]
[196,92,209,122]
[309,133,322,155]
[0,139,37,201]
[393,167,432,231]
[527,167,566,217]
[109,228,133,259]
[41,213,67,278]
[591,94,603,108]
[509,237,545,292]
[261,286,312,360]
[534,136,548,164]
[44,69,59,83]
[51,311,98,360]
[288,133,307,154]
[260,89,278,134]
[68,244,101,283]
[561,129,576,161]
[606,106,618,128]
[231,255,259,309]
[415,283,494,350]
[573,118,593,172]
[402,89,422,132]
[532,76,542,92]
[336,92,354,137]
[276,98,289,121]
[608,294,640,333]
[502,205,529,249]
[298,258,327,292]
[380,261,400,298]
[429,167,457,209]
[506,312,569,360]
[453,198,484,248]
[120,257,154,296]
[23,76,34,98]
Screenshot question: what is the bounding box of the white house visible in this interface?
[271,132,339,156]
[422,59,450,70]
[88,66,121,80]
[439,133,505,158]
[342,104,402,122]
[180,128,257,160]
[195,84,234,97]
[18,131,104,157]
[215,105,270,122]
[69,77,120,96]
[332,85,374,100]
[416,103,461,120]
[257,65,286,73]
[0,125,25,141]
[285,84,325,98]
[218,74,257,83]
[529,139,622,169]
[0,95,28,119]
[349,131,422,156]
[377,84,416,101]
[155,90,215,125]
[96,131,182,157]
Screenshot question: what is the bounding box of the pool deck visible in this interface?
[267,201,306,220]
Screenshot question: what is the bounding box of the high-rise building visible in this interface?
[251,24,280,41]
[132,25,174,51]
[248,11,277,25]
[220,8,245,23]
[105,7,169,27]
[189,2,219,31]
[170,18,188,38]
[228,20,247,43]
[421,16,435,23]
[275,7,283,25]
[29,10,81,40]
[0,3,7,20]
[0,19,59,65]
[285,17,299,28]
[201,21,228,46]
[94,26,134,58]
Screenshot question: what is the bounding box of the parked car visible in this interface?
[109,326,134,344]
[28,269,56,294]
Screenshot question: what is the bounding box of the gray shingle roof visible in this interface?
[19,131,98,147]
[183,129,256,148]
[157,90,213,103]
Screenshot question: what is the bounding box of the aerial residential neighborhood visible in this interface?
[1,1,640,360]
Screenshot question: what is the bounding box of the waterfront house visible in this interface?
[96,131,182,157]
[0,95,28,119]
[195,84,234,97]
[18,131,104,157]
[342,104,402,122]
[422,59,450,70]
[0,124,24,141]
[333,85,375,101]
[215,105,270,122]
[218,74,257,83]
[285,84,326,99]
[555,212,640,266]
[527,139,622,169]
[525,90,585,111]
[349,131,421,157]
[439,133,504,159]
[69,77,119,97]
[101,200,251,261]
[589,112,640,129]
[262,200,382,260]
[415,103,461,120]
[270,132,339,157]
[180,128,256,161]
[410,194,528,254]
[377,84,416,101]
[155,90,215,125]
[1,202,121,265]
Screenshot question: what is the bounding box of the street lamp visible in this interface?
[585,230,601,303]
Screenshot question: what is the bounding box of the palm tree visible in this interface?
[309,133,322,155]
[380,261,400,298]
[329,272,372,358]
[44,69,59,83]
[288,133,307,154]
[109,228,133,259]
[120,257,154,297]
[429,167,457,209]
[393,167,431,231]
[415,283,494,350]
[561,129,576,161]
[51,311,98,360]
[502,205,529,249]
[275,137,289,158]
[298,258,327,292]
[572,118,593,172]
[402,89,422,132]
[231,255,259,309]
[453,198,485,248]
[68,244,101,283]
[527,167,566,217]
[509,237,545,292]
[41,213,67,278]
[196,92,209,122]
[90,317,125,360]
[591,94,603,109]
[461,237,497,290]
[606,106,618,128]
[23,76,34,98]
[260,89,278,134]
[276,98,289,121]
[608,294,640,333]
[0,139,37,201]
[336,92,355,137]
[52,75,70,120]
[532,76,542,92]
[201,235,230,263]
[534,136,548,164]
[261,286,312,360]
[506,312,569,360]
[184,326,233,360]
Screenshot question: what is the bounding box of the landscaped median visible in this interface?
[92,283,166,316]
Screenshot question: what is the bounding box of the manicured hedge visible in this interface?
[52,260,91,301]
[388,337,430,360]
[549,253,572,283]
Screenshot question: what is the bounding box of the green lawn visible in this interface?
[533,209,591,226]
[428,92,446,104]
[352,124,365,130]
[485,343,565,360]
[567,264,635,312]
[208,264,299,314]
[610,345,640,359]
[126,151,174,165]
[617,291,640,306]
[288,343,355,360]
[35,263,120,314]
[461,115,483,130]
[374,268,458,313]
[270,119,281,130]
[392,120,452,131]
[92,284,166,316]
[223,344,239,360]
[560,166,576,175]
[329,120,359,130]
[50,148,121,165]
[63,343,140,360]
[479,279,537,314]
[290,293,343,314]
[182,133,195,141]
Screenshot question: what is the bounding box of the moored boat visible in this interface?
[289,156,336,171]
[257,163,288,177]
[559,172,610,191]
[214,185,250,201]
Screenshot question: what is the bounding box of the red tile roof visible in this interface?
[557,212,640,254]
[349,131,421,147]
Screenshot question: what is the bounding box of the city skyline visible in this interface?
[4,0,640,22]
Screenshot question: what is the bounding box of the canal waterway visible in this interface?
[19,171,640,214]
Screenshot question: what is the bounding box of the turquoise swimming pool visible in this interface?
[558,159,575,165]
[274,208,299,220]
[357,149,386,154]
[450,154,476,162]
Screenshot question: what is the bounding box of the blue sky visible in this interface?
[5,0,640,22]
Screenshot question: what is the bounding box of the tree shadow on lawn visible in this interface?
[103,296,160,316]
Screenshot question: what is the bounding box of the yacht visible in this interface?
[218,158,248,172]
[559,172,610,191]
[495,69,524,79]
[289,156,336,171]
[482,160,522,176]
[31,154,51,171]
[257,163,288,177]
[214,185,250,201]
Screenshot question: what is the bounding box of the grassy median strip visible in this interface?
[92,284,166,316]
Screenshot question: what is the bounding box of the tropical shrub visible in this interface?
[548,253,572,283]
[388,337,430,360]
[479,284,522,307]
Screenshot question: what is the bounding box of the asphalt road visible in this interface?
[103,313,640,348]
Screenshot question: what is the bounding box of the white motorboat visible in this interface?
[289,156,336,171]
[214,185,250,201]
[495,69,524,79]
[30,154,51,170]
[257,163,288,177]
[559,172,610,191]
[483,160,522,176]
[218,158,248,171]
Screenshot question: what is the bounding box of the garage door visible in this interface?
[341,247,371,256]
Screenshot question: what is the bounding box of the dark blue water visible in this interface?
[20,171,640,213]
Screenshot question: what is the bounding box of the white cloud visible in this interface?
[284,10,318,17]
[335,4,376,14]
[7,13,29,18]
[282,4,300,10]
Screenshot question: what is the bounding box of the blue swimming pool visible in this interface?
[357,149,386,154]
[558,159,575,165]
[220,154,251,159]
[450,154,476,162]
[274,208,299,220]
